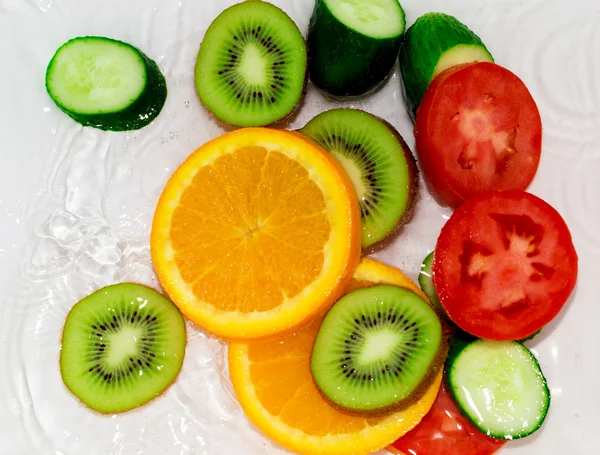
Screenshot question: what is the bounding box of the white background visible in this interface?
[0,0,599,453]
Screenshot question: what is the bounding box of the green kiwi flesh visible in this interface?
[194,1,307,127]
[311,285,446,416]
[299,109,419,248]
[60,283,186,413]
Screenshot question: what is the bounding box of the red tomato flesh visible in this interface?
[415,62,542,208]
[433,190,578,341]
[390,384,506,455]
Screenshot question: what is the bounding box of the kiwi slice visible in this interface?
[299,109,419,248]
[194,1,307,127]
[60,283,186,413]
[311,285,447,416]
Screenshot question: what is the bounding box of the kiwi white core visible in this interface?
[238,44,267,86]
[358,329,402,364]
[325,0,404,39]
[106,327,143,366]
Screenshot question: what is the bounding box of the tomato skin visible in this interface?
[415,62,542,208]
[390,384,506,455]
[433,190,578,341]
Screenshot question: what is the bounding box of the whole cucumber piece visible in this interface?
[308,0,405,99]
[400,13,493,120]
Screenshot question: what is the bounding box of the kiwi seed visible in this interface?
[194,1,307,127]
[299,109,419,248]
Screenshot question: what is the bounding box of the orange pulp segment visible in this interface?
[229,258,443,455]
[151,128,360,340]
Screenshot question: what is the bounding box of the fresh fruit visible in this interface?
[345,260,426,302]
[415,62,542,207]
[151,128,360,340]
[299,109,418,248]
[60,283,186,413]
[229,258,442,455]
[447,339,550,439]
[400,13,493,119]
[45,36,167,131]
[433,190,578,341]
[194,1,307,127]
[311,285,447,416]
[389,384,507,455]
[307,0,405,99]
[418,251,444,316]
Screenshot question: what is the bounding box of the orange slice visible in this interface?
[229,258,443,455]
[151,128,360,340]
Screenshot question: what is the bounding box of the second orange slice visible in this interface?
[151,128,360,340]
[229,259,443,455]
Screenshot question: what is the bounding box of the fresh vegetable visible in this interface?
[390,383,506,455]
[45,36,167,131]
[415,62,542,207]
[418,251,444,315]
[447,339,550,439]
[194,1,307,127]
[311,285,447,415]
[433,190,578,341]
[307,0,405,99]
[229,258,443,455]
[400,13,493,119]
[151,128,360,340]
[60,283,186,413]
[422,250,544,342]
[299,109,418,248]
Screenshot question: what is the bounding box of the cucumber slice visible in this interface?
[46,36,167,131]
[308,0,405,99]
[399,13,493,120]
[447,339,550,440]
[418,251,446,316]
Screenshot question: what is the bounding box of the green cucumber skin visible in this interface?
[307,0,404,99]
[446,333,475,363]
[46,38,167,132]
[520,329,542,343]
[400,13,493,120]
[446,339,551,440]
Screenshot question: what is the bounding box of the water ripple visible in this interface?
[1,0,599,454]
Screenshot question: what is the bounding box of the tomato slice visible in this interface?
[433,190,578,341]
[415,62,542,208]
[390,384,506,455]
